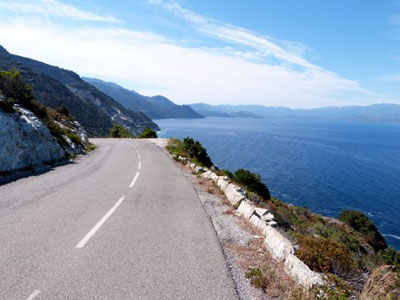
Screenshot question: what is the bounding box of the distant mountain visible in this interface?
[190,103,400,123]
[84,78,204,120]
[0,46,159,136]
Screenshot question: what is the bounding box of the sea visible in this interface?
[156,117,400,250]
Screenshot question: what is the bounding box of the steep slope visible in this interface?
[0,46,159,136]
[84,77,204,119]
[0,70,88,173]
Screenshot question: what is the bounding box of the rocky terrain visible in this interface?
[0,70,89,174]
[0,45,159,136]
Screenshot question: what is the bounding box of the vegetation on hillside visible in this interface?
[139,127,157,138]
[109,124,134,138]
[166,137,400,299]
[0,69,87,155]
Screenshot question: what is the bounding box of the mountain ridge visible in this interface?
[191,102,400,123]
[0,46,159,136]
[84,77,204,120]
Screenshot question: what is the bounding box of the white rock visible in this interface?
[261,213,275,222]
[194,166,204,173]
[216,177,230,192]
[263,226,294,261]
[254,207,269,217]
[189,163,196,169]
[267,220,278,227]
[201,170,213,179]
[284,254,324,288]
[249,215,269,235]
[237,200,256,219]
[225,183,246,206]
[0,108,65,173]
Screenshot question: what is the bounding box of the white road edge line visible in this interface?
[26,290,40,300]
[129,172,140,188]
[138,161,142,170]
[75,196,126,248]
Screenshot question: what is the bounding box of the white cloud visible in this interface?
[0,0,119,23]
[0,0,382,108]
[147,0,318,70]
[0,18,374,108]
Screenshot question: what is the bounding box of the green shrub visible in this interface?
[86,143,97,152]
[109,124,133,138]
[66,132,83,146]
[233,169,271,200]
[377,247,400,270]
[339,210,387,251]
[0,69,35,107]
[55,105,70,117]
[139,127,157,138]
[297,235,354,276]
[183,137,213,167]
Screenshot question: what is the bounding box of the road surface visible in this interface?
[0,139,238,300]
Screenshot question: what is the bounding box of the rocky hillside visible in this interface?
[0,70,89,173]
[84,78,204,120]
[0,46,159,136]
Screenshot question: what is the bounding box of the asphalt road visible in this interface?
[0,139,238,300]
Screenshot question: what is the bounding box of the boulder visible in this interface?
[201,170,213,179]
[254,207,268,217]
[284,254,324,288]
[249,215,269,235]
[225,183,246,206]
[0,108,65,173]
[237,200,256,219]
[263,226,294,261]
[216,177,230,192]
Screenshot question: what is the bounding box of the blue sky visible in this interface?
[0,0,399,108]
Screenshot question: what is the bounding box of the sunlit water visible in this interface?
[157,117,400,249]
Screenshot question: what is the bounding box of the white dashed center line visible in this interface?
[129,172,140,188]
[26,290,40,300]
[75,196,126,248]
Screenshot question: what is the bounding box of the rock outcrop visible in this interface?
[0,107,65,173]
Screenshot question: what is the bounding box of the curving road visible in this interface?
[0,139,238,300]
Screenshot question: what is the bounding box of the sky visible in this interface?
[0,0,399,108]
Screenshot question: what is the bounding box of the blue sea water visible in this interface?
[157,117,400,250]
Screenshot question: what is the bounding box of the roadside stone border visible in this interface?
[174,155,324,289]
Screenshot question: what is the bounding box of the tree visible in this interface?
[233,169,271,200]
[139,127,157,138]
[339,210,387,251]
[109,124,133,138]
[183,137,213,167]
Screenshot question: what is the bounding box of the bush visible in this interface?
[183,137,213,167]
[55,105,70,117]
[66,132,83,146]
[297,235,354,276]
[109,124,133,138]
[139,127,157,138]
[339,210,387,251]
[377,247,400,270]
[233,169,271,200]
[0,69,35,107]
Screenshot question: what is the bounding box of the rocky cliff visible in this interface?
[0,70,89,174]
[0,45,159,136]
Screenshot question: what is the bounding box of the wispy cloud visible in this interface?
[147,0,318,70]
[0,1,382,108]
[0,0,120,23]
